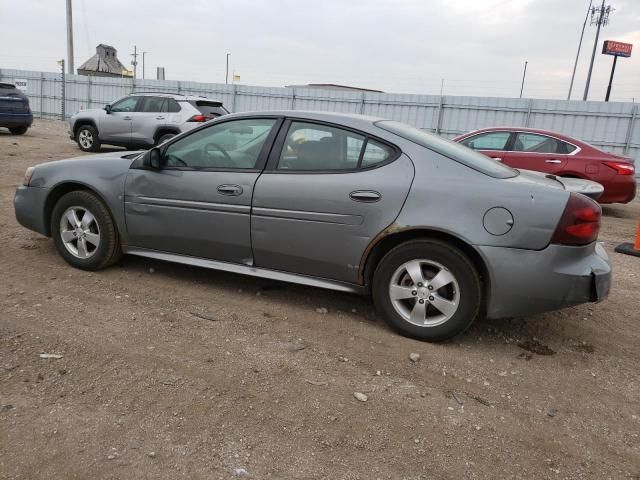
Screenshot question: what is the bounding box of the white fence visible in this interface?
[1,68,638,169]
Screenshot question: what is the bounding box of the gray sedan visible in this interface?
[14,111,611,341]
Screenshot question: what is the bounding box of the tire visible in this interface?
[156,133,175,145]
[76,125,101,152]
[9,126,28,135]
[51,190,122,271]
[372,239,482,342]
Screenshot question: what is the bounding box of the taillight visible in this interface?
[551,193,601,245]
[187,114,207,122]
[603,160,635,175]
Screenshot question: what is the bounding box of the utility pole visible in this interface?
[65,0,74,74]
[131,46,139,79]
[583,0,613,101]
[142,52,149,80]
[226,53,231,84]
[519,60,528,98]
[568,0,593,100]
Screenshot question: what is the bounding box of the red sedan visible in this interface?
[453,127,636,204]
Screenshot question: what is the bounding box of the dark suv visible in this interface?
[0,83,33,135]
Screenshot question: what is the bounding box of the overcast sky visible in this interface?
[1,0,638,101]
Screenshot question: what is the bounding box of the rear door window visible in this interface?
[513,133,575,154]
[139,97,166,113]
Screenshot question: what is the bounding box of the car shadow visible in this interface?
[602,204,636,219]
[113,253,577,349]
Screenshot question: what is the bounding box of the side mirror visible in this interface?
[104,104,112,114]
[146,147,163,169]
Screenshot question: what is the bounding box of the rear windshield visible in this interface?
[0,83,21,95]
[376,120,518,179]
[189,100,229,119]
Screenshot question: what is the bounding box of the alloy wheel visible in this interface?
[78,129,94,149]
[59,206,101,259]
[388,259,460,327]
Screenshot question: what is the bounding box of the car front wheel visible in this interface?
[373,239,482,342]
[76,125,101,152]
[51,190,121,270]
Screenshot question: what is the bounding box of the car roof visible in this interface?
[221,110,389,129]
[460,126,582,144]
[131,92,223,102]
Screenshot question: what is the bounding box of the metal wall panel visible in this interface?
[0,68,638,171]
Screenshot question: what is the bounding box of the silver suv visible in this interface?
[68,93,229,152]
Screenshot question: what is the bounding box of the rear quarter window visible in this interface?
[376,120,518,179]
[189,100,228,119]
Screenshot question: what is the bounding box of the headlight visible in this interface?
[23,167,35,186]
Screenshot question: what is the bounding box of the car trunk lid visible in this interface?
[515,169,604,201]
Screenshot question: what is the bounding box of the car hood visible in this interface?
[73,108,105,117]
[29,151,140,188]
[516,168,604,201]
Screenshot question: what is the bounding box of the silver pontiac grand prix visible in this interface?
[14,111,611,341]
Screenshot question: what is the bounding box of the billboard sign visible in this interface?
[602,40,633,57]
[14,79,28,92]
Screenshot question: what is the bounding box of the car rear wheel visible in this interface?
[372,239,482,342]
[156,133,176,145]
[76,125,101,152]
[9,126,28,135]
[51,191,121,271]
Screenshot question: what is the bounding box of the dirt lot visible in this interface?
[1,120,639,479]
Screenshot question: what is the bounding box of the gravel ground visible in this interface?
[1,120,639,479]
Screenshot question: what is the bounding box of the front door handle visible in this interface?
[349,190,381,202]
[545,159,562,164]
[491,157,503,162]
[123,116,132,120]
[156,116,165,120]
[217,184,243,196]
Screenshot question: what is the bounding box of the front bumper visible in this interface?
[480,242,611,319]
[14,185,49,236]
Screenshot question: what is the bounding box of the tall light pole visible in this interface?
[226,53,230,84]
[143,52,149,80]
[583,0,613,101]
[66,0,74,74]
[519,60,528,98]
[568,0,593,100]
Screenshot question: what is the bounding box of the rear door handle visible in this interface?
[217,184,243,196]
[491,157,503,162]
[349,190,381,202]
[156,116,165,120]
[545,159,562,164]
[123,116,132,120]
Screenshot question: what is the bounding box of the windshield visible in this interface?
[376,120,518,179]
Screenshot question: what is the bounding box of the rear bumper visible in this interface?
[599,175,636,203]
[0,112,33,128]
[480,242,611,319]
[14,185,49,236]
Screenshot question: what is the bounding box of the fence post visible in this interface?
[61,65,66,120]
[360,93,365,114]
[623,104,637,155]
[131,78,136,94]
[40,72,45,118]
[434,95,445,134]
[177,81,182,95]
[231,84,238,113]
[525,99,533,127]
[87,75,92,110]
[290,88,296,110]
